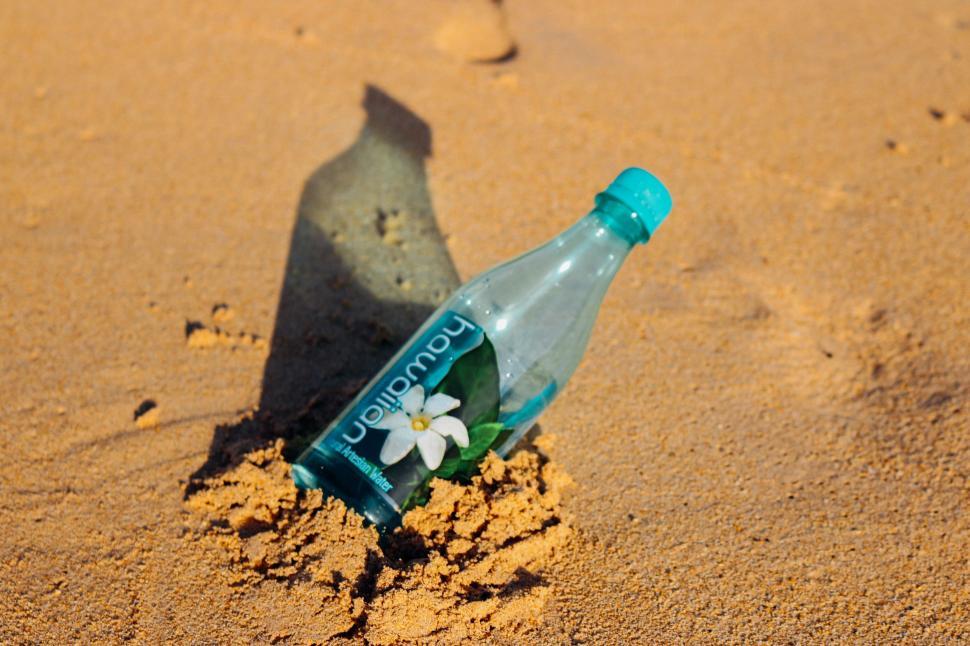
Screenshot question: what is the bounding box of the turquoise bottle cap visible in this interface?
[596,167,672,240]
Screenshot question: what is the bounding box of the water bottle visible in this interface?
[293,168,673,528]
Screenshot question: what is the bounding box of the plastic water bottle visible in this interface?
[293,168,673,528]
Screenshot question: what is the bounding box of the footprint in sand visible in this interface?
[434,0,516,63]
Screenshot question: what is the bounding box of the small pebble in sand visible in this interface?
[884,139,910,154]
[134,400,160,429]
[211,303,234,324]
[395,275,413,292]
[928,106,960,125]
[376,208,407,247]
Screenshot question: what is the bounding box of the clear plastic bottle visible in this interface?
[293,168,672,528]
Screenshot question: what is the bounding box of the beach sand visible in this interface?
[2,0,968,642]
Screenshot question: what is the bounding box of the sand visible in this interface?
[184,437,570,643]
[2,0,969,643]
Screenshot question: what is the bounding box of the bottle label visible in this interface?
[310,310,509,510]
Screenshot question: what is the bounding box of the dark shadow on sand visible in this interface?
[186,85,460,492]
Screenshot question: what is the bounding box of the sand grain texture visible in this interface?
[184,438,571,643]
[2,0,969,643]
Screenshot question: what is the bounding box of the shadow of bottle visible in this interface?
[186,85,460,491]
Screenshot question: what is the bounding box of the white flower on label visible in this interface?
[375,385,469,470]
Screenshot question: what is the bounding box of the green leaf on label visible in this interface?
[426,423,509,486]
[459,422,504,461]
[415,333,509,499]
[432,453,462,479]
[433,334,499,428]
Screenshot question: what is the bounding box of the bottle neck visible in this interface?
[589,195,651,246]
[544,202,635,288]
[565,196,639,270]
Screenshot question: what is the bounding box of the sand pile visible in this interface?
[184,433,572,643]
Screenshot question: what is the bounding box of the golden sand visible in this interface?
[1,0,968,642]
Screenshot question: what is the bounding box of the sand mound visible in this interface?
[185,320,267,351]
[184,435,572,643]
[434,0,516,63]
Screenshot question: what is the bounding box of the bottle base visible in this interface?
[291,456,402,531]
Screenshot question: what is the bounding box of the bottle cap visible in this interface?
[596,167,672,240]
